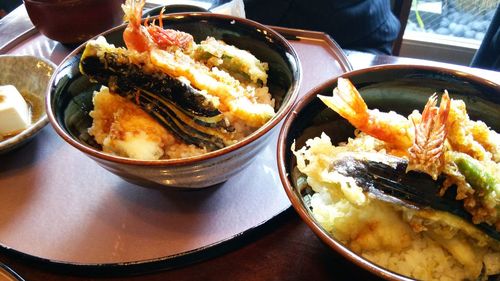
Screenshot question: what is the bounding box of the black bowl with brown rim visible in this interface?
[47,13,301,189]
[277,64,500,280]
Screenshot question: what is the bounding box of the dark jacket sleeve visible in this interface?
[470,6,500,71]
[244,0,400,55]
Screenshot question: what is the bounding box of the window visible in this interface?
[401,0,498,65]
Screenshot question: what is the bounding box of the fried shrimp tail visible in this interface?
[122,0,152,52]
[318,78,413,149]
[146,12,193,50]
[122,0,193,52]
[407,91,451,179]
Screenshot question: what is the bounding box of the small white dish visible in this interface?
[0,55,56,154]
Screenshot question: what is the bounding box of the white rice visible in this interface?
[293,133,500,281]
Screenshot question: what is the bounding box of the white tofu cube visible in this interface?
[0,85,31,137]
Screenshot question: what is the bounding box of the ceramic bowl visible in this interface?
[277,64,499,280]
[0,55,56,154]
[23,0,125,45]
[47,13,301,189]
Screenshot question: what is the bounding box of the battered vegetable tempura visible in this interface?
[89,86,207,160]
[318,78,500,229]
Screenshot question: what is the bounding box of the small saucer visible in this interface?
[0,55,56,154]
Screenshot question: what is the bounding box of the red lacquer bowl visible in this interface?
[24,0,125,44]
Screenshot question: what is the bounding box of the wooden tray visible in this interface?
[0,24,351,273]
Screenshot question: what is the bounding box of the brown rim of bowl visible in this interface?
[24,0,100,5]
[46,13,302,167]
[276,63,499,281]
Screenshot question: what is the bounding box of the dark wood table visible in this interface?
[0,4,498,281]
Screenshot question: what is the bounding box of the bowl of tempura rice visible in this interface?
[277,64,500,281]
[47,0,301,188]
